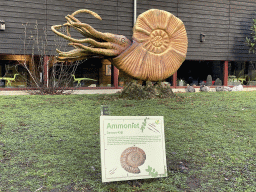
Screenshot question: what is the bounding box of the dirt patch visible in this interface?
[186,176,201,191]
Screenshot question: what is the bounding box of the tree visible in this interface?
[246,18,256,53]
[14,22,80,94]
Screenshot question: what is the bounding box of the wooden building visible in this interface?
[1,0,256,89]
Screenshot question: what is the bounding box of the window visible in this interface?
[0,60,29,88]
[228,61,256,86]
[177,60,224,86]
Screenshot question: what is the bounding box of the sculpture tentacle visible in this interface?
[70,43,119,56]
[70,9,102,20]
[56,48,92,61]
[51,25,84,43]
[74,39,118,49]
[65,15,95,39]
[71,23,113,42]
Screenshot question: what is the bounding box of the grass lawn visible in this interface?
[0,91,256,191]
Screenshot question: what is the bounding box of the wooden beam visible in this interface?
[0,55,30,61]
[223,61,228,86]
[172,72,177,87]
[113,66,119,88]
[44,56,49,87]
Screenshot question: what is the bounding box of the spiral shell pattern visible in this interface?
[120,147,146,174]
[113,9,188,81]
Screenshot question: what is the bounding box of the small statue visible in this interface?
[215,78,222,86]
[206,75,212,86]
[200,85,210,92]
[186,84,195,92]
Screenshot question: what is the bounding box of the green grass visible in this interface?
[0,91,256,191]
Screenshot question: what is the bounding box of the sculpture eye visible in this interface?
[121,38,126,43]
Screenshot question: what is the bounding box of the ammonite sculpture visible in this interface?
[51,9,188,81]
[120,147,146,174]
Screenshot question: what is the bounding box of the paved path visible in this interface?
[0,91,30,95]
[0,89,121,95]
[0,87,256,95]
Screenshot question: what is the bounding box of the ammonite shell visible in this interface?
[113,9,188,81]
[120,147,146,174]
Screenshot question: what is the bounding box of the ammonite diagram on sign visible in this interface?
[120,147,146,174]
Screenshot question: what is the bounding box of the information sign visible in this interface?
[100,116,167,182]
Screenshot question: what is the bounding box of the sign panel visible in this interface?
[100,116,167,182]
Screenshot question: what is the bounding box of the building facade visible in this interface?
[1,0,256,89]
